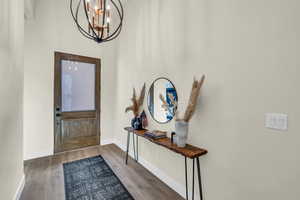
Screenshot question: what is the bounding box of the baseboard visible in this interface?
[14,174,25,200]
[114,139,188,199]
[24,151,52,161]
[101,138,115,146]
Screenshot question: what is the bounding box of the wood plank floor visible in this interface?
[20,144,184,200]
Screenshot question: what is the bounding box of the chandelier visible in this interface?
[70,0,124,43]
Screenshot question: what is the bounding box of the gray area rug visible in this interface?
[63,155,134,200]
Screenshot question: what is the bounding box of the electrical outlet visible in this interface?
[265,113,288,131]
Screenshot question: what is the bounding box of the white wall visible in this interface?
[23,0,118,160]
[114,0,300,199]
[0,0,24,199]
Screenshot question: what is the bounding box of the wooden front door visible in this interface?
[54,52,101,153]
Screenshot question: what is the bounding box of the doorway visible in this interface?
[54,52,101,153]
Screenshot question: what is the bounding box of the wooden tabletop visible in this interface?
[124,127,208,159]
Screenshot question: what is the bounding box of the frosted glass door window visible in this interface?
[61,60,95,112]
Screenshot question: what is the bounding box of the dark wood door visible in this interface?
[54,52,101,153]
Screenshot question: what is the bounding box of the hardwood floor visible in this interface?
[20,144,184,200]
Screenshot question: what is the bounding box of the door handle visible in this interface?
[56,113,61,117]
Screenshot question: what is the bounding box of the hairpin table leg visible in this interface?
[196,157,203,200]
[132,133,136,161]
[185,156,189,200]
[136,135,139,162]
[125,131,130,165]
[192,158,195,200]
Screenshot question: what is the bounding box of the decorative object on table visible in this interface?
[175,75,205,147]
[144,130,167,140]
[63,156,134,200]
[175,121,189,147]
[70,0,124,44]
[140,110,148,128]
[171,132,176,144]
[147,77,178,124]
[131,117,143,130]
[125,83,146,130]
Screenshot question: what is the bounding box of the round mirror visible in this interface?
[147,78,178,123]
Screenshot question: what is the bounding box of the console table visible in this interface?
[124,127,208,200]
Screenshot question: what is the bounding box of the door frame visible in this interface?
[53,51,101,153]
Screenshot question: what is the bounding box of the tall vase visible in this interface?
[175,120,189,147]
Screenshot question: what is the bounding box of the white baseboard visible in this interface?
[114,139,189,199]
[14,174,25,200]
[24,151,52,161]
[101,138,115,146]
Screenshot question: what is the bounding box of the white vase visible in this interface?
[175,121,189,147]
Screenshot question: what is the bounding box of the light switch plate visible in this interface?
[265,113,288,131]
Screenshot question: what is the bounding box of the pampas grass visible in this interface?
[125,83,146,117]
[177,75,205,122]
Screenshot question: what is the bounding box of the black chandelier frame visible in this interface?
[70,0,124,43]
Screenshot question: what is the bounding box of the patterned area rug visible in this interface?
[63,155,134,200]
